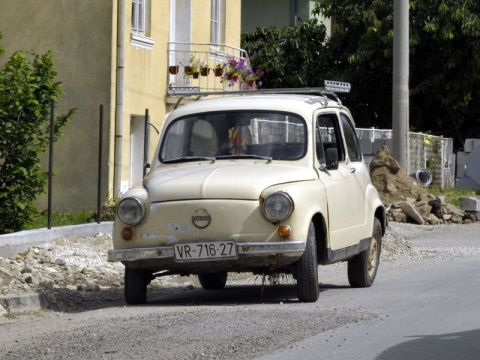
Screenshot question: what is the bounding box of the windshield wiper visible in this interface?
[215,154,272,161]
[162,156,215,164]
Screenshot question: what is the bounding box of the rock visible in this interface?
[463,212,477,222]
[400,201,425,225]
[450,214,463,224]
[369,146,402,173]
[85,284,101,292]
[368,146,477,226]
[391,210,406,222]
[428,198,444,219]
[55,258,67,266]
[21,266,33,274]
[425,213,442,225]
[0,303,8,317]
[370,146,428,205]
[444,203,464,217]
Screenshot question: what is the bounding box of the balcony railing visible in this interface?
[167,42,255,97]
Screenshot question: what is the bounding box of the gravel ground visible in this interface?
[1,222,480,360]
[1,222,480,316]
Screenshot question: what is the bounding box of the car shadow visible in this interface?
[147,281,349,306]
[376,329,480,360]
[41,280,351,313]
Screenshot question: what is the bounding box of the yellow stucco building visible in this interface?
[0,0,243,211]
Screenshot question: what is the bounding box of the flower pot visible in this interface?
[214,68,224,77]
[192,72,200,79]
[246,80,255,87]
[169,66,179,75]
[184,66,192,75]
[201,68,210,76]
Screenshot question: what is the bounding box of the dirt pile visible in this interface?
[370,146,479,225]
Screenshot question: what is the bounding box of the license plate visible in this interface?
[174,241,237,261]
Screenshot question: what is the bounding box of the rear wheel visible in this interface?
[296,222,319,302]
[198,272,228,290]
[348,218,382,288]
[124,267,150,305]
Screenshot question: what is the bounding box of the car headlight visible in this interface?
[117,197,146,225]
[263,192,293,222]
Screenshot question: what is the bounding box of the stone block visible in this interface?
[464,139,480,152]
[360,138,373,155]
[384,139,393,152]
[460,197,480,212]
[456,151,469,165]
[456,176,480,190]
[464,139,475,152]
[456,164,466,178]
[372,139,386,154]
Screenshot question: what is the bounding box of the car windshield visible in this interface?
[159,111,306,162]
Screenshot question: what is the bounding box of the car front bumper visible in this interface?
[108,241,305,262]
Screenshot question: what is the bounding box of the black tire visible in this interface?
[296,222,319,302]
[348,218,382,288]
[124,267,149,305]
[198,272,228,290]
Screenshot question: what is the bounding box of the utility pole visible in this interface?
[392,0,410,172]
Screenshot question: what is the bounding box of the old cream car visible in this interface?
[108,84,386,305]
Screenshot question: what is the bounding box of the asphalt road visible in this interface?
[257,256,480,360]
[257,223,480,360]
[0,223,479,360]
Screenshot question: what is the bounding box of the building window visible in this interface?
[210,0,225,44]
[132,0,146,34]
[131,0,155,50]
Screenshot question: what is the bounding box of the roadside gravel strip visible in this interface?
[1,222,480,318]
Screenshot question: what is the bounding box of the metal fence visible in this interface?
[356,128,455,189]
[167,42,254,95]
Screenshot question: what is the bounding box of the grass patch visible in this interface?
[21,199,118,231]
[23,211,95,230]
[428,185,480,207]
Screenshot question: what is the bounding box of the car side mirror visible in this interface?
[325,148,339,170]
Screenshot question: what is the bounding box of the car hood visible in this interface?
[145,162,316,202]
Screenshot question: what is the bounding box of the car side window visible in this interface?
[316,113,345,163]
[339,113,362,162]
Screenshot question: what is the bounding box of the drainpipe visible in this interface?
[114,0,125,198]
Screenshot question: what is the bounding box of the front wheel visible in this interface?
[124,267,150,305]
[296,222,319,302]
[198,272,228,290]
[348,218,382,288]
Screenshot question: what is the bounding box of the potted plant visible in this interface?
[242,69,264,88]
[213,63,224,77]
[181,55,204,79]
[223,57,246,87]
[223,57,263,88]
[168,65,179,75]
[200,64,210,76]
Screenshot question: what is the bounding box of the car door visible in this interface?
[315,111,367,250]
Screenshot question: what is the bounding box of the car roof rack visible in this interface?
[170,80,351,109]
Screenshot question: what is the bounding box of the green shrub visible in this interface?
[0,33,75,234]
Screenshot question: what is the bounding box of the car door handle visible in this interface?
[350,167,356,173]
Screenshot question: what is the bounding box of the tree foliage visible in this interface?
[242,1,480,147]
[241,18,329,88]
[0,33,75,233]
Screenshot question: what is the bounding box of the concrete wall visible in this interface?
[118,1,169,193]
[0,0,114,211]
[242,0,331,35]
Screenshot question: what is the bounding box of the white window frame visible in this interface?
[132,0,146,34]
[131,0,155,50]
[210,0,225,45]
